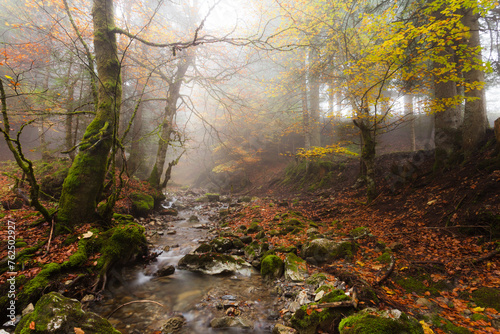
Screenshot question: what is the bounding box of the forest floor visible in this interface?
[0,141,499,333]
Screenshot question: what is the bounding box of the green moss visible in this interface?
[470,313,488,322]
[96,223,146,274]
[15,241,27,248]
[430,315,472,334]
[471,287,500,311]
[15,292,121,334]
[291,290,353,333]
[396,273,449,297]
[260,255,284,279]
[339,309,423,334]
[247,222,263,234]
[17,262,61,309]
[130,192,154,217]
[350,226,369,238]
[113,213,135,224]
[306,273,328,287]
[376,252,392,264]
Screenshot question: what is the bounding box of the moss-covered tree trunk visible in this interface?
[148,53,192,189]
[57,0,121,230]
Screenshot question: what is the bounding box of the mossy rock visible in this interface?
[16,262,62,312]
[210,238,233,253]
[349,226,370,238]
[376,251,392,264]
[40,166,70,199]
[194,243,213,253]
[97,223,147,273]
[306,273,328,288]
[206,193,220,202]
[284,252,308,282]
[471,287,500,311]
[178,252,250,275]
[430,315,472,334]
[301,239,356,264]
[339,309,423,334]
[291,289,353,334]
[247,222,263,234]
[15,292,121,334]
[260,255,284,280]
[113,213,135,224]
[130,192,154,217]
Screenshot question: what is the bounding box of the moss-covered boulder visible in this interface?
[301,239,356,264]
[261,255,284,280]
[291,289,354,334]
[284,252,308,282]
[338,308,423,334]
[177,252,251,275]
[97,223,147,274]
[210,238,233,253]
[247,221,263,234]
[349,226,370,238]
[15,292,121,334]
[206,193,220,202]
[130,192,154,217]
[471,287,500,311]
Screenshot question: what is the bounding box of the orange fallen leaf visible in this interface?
[29,322,35,330]
[306,309,313,315]
[74,328,84,334]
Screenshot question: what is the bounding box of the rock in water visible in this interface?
[15,292,120,334]
[272,324,298,334]
[177,252,251,275]
[161,315,186,334]
[155,265,175,277]
[210,316,253,329]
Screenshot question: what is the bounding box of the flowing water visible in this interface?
[90,194,278,333]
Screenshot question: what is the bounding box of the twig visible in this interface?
[106,300,166,319]
[374,255,395,286]
[45,219,55,253]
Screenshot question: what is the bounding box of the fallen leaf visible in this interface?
[472,307,485,313]
[74,328,85,334]
[30,322,35,330]
[420,320,434,334]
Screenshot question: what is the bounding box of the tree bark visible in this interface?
[148,53,192,189]
[433,46,462,169]
[309,48,321,148]
[404,93,416,152]
[461,8,488,157]
[57,0,121,230]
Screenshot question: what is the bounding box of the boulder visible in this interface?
[210,316,253,329]
[15,292,120,334]
[161,315,186,334]
[338,308,424,334]
[177,252,251,275]
[155,265,175,277]
[260,255,284,280]
[291,289,354,334]
[130,192,154,217]
[301,239,355,264]
[273,324,297,334]
[284,252,308,282]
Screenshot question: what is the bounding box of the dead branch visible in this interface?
[106,300,166,319]
[471,247,500,265]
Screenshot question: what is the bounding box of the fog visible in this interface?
[0,0,499,191]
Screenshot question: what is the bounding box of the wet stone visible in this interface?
[210,316,253,329]
[155,265,175,277]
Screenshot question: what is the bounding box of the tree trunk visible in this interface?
[127,88,144,176]
[433,46,462,169]
[358,116,376,202]
[404,93,416,152]
[148,53,192,189]
[302,74,311,150]
[57,0,121,231]
[461,8,488,157]
[494,117,500,149]
[309,48,321,147]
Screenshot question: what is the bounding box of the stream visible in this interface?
[90,192,279,333]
